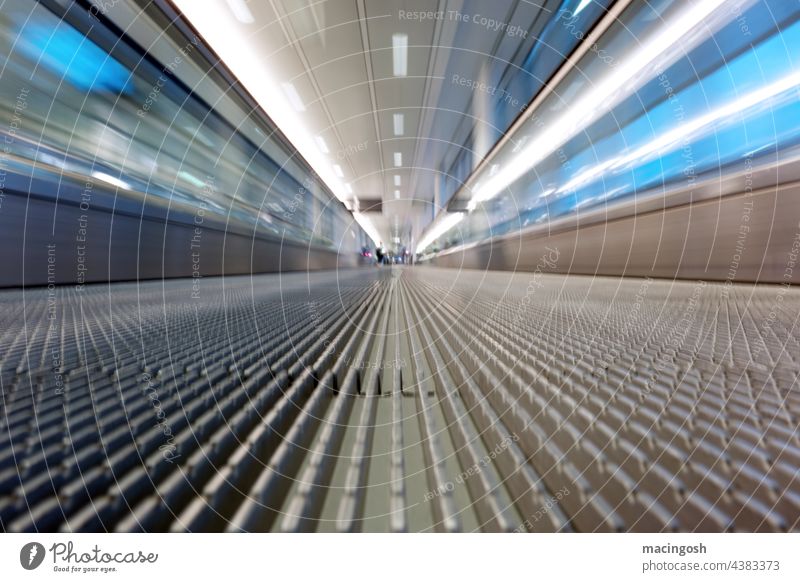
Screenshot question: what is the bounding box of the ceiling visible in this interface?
[171,0,551,248]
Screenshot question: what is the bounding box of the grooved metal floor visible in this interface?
[1,267,799,532]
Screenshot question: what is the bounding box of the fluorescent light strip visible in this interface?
[281,82,306,112]
[393,113,404,136]
[354,212,383,246]
[172,1,371,240]
[333,164,344,178]
[315,136,329,154]
[393,152,402,167]
[417,212,464,254]
[392,34,408,77]
[393,175,401,186]
[226,0,255,24]
[471,0,729,207]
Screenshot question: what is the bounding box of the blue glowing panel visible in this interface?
[19,21,132,93]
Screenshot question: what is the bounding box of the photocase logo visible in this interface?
[20,542,46,570]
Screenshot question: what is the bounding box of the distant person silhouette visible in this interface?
[375,243,384,265]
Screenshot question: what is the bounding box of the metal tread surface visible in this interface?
[1,267,799,532]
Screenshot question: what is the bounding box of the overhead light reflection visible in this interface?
[610,71,800,171]
[553,70,800,198]
[572,0,594,17]
[92,171,129,190]
[177,170,206,188]
[469,0,730,208]
[417,212,465,254]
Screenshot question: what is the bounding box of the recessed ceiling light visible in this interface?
[281,82,305,112]
[394,190,400,199]
[393,113,404,136]
[315,136,329,153]
[344,183,353,194]
[226,0,255,24]
[333,164,344,178]
[393,175,401,186]
[393,152,402,167]
[392,34,408,77]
